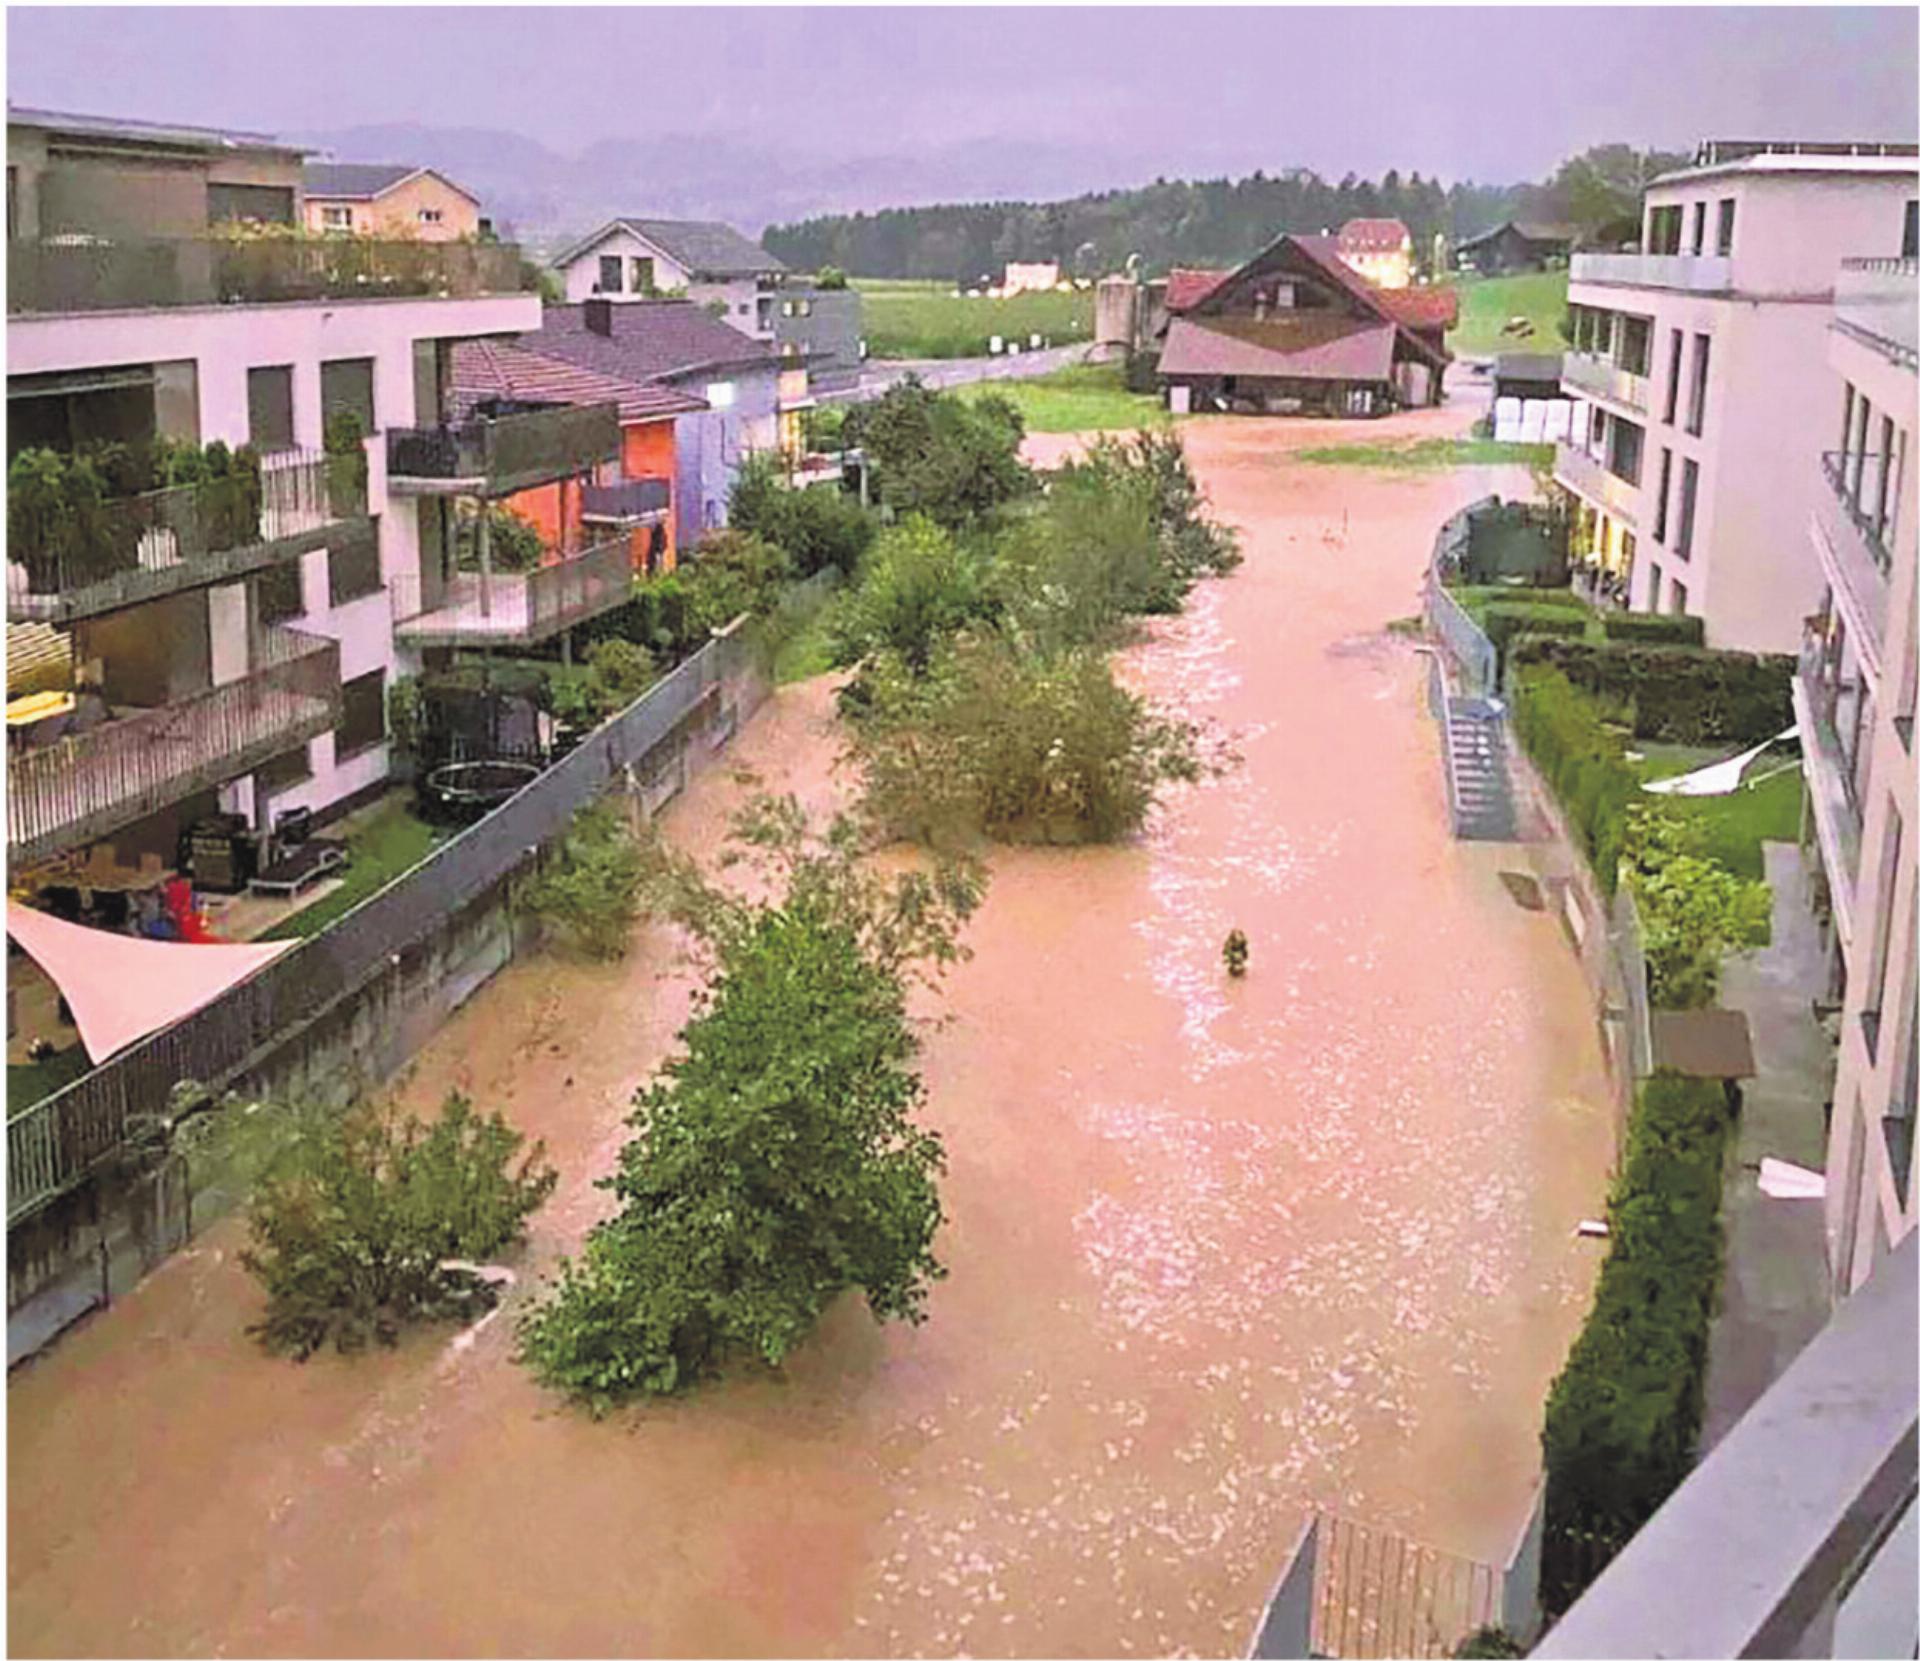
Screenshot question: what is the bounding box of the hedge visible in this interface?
[1509,664,1638,895]
[1540,1071,1732,1612]
[1600,611,1708,648]
[1509,636,1793,745]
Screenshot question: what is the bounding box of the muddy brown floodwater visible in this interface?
[8,412,1614,1660]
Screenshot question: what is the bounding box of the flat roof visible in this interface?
[1652,146,1919,190]
[7,103,307,158]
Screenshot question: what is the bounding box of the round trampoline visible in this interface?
[421,759,541,825]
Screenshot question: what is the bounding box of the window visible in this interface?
[1715,198,1736,256]
[1619,315,1652,376]
[1875,414,1897,535]
[1608,418,1644,486]
[1646,561,1662,612]
[321,357,376,436]
[1904,200,1918,260]
[705,381,736,409]
[1675,458,1699,559]
[1689,202,1706,256]
[597,254,623,294]
[6,165,15,241]
[1685,333,1710,437]
[247,365,296,453]
[1840,382,1857,460]
[628,256,655,295]
[1647,204,1684,255]
[208,182,295,225]
[736,302,750,316]
[327,530,383,606]
[1664,329,1683,425]
[256,562,304,624]
[417,208,443,226]
[321,205,352,231]
[1860,803,1906,1061]
[1670,578,1688,616]
[1653,447,1674,543]
[335,668,387,759]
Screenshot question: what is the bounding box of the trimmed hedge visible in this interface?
[1600,611,1707,647]
[1510,664,1638,895]
[1540,1071,1732,1611]
[1483,603,1590,659]
[1509,637,1794,745]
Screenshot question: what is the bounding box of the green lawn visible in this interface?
[854,277,1094,359]
[1296,437,1555,470]
[1439,270,1569,358]
[1447,584,1598,634]
[955,360,1170,433]
[1630,741,1804,882]
[7,1043,92,1118]
[260,798,447,941]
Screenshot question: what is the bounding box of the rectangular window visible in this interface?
[597,254,623,294]
[1686,333,1710,437]
[320,357,376,435]
[1609,418,1644,487]
[705,381,736,409]
[1647,205,1684,255]
[1653,447,1674,543]
[1875,414,1896,535]
[1619,315,1652,376]
[1905,200,1918,260]
[1840,382,1857,461]
[247,364,296,453]
[1676,458,1699,559]
[1670,578,1688,616]
[6,165,16,241]
[327,529,383,606]
[1716,198,1736,256]
[1689,202,1706,256]
[1664,329,1684,425]
[209,182,295,225]
[1861,802,1906,1060]
[256,562,304,624]
[417,208,443,225]
[1646,561,1663,612]
[321,205,352,230]
[335,668,387,758]
[628,256,655,295]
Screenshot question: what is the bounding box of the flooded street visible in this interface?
[8,415,1615,1659]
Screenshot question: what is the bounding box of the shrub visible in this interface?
[517,798,981,1410]
[232,1092,557,1360]
[520,799,648,960]
[815,265,849,291]
[455,502,545,574]
[1454,1628,1524,1659]
[839,376,1033,529]
[1622,806,1772,1008]
[679,528,793,633]
[1510,666,1638,895]
[829,515,994,672]
[1600,611,1707,647]
[1508,637,1794,745]
[1482,602,1589,662]
[323,408,369,514]
[729,450,878,578]
[850,633,1203,847]
[1541,1072,1732,1610]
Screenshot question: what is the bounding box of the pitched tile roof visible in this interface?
[523,301,778,386]
[1337,218,1412,253]
[1456,220,1579,251]
[1377,286,1460,329]
[450,338,708,424]
[303,162,421,200]
[1165,267,1233,312]
[555,218,786,278]
[1158,314,1398,381]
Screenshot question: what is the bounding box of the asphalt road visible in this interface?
[824,341,1094,403]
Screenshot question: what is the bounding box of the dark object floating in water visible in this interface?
[1223,928,1249,978]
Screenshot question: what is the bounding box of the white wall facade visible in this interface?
[557,227,773,338]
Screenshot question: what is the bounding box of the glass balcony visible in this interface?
[1813,451,1895,659]
[1554,441,1640,526]
[7,237,531,316]
[5,448,367,626]
[581,478,672,523]
[1834,257,1918,368]
[1562,350,1650,412]
[392,535,634,648]
[6,628,341,867]
[385,403,621,497]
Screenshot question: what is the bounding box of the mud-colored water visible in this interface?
[7,413,1614,1659]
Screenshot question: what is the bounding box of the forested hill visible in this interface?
[762,169,1527,281]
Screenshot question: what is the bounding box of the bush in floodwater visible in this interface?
[828,514,996,674]
[520,799,649,961]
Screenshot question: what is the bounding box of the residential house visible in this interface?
[1335,217,1415,289]
[771,284,863,392]
[552,216,787,338]
[1798,246,1917,1298]
[1554,139,1917,651]
[513,297,787,546]
[450,337,706,575]
[1454,220,1578,275]
[3,105,622,887]
[1156,234,1452,416]
[301,162,482,242]
[1002,260,1061,296]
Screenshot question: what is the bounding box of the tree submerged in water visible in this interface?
[516,794,983,1412]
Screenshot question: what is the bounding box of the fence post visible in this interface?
[1250,1516,1320,1659]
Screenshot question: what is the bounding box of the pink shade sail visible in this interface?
[6,902,293,1064]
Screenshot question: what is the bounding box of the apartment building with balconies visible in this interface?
[1796,245,1919,1298]
[2,107,627,888]
[1555,140,1918,652]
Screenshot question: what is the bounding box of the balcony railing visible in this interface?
[7,237,532,316]
[392,536,634,648]
[1795,623,1867,927]
[1814,451,1896,658]
[1554,442,1640,526]
[385,403,621,497]
[1536,1233,1917,1660]
[1562,350,1650,412]
[5,449,367,625]
[1834,257,1918,368]
[6,628,341,867]
[1572,251,1735,294]
[581,477,672,522]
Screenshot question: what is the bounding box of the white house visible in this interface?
[551,217,787,339]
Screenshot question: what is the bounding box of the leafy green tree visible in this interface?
[814,265,849,291]
[728,450,878,577]
[1622,806,1772,1008]
[839,377,1032,530]
[520,799,647,960]
[516,797,982,1409]
[680,527,794,632]
[829,515,992,672]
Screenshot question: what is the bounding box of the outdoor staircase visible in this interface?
[1441,695,1518,841]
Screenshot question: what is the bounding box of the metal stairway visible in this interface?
[1441,695,1518,841]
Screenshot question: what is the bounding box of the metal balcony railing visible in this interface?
[6,628,342,866]
[385,402,621,497]
[581,477,672,522]
[6,237,531,315]
[1554,442,1640,526]
[1562,350,1651,412]
[1814,451,1897,662]
[392,536,634,648]
[1834,257,1919,368]
[1536,1234,1917,1660]
[5,449,367,625]
[1794,623,1867,917]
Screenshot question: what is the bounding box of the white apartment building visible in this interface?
[1800,248,1919,1297]
[1555,141,1918,653]
[5,108,624,888]
[552,217,788,339]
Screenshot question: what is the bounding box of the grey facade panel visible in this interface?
[773,289,862,390]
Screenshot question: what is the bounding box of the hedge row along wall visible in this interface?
[1508,637,1794,745]
[1539,1070,1733,1613]
[1509,664,1638,896]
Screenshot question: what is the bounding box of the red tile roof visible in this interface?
[450,338,708,424]
[1158,314,1398,382]
[1164,267,1232,312]
[1337,218,1412,253]
[1377,286,1459,329]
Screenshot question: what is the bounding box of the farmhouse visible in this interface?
[1157,233,1452,416]
[1454,220,1577,274]
[1335,217,1415,288]
[301,162,482,241]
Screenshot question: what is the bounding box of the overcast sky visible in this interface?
[9,7,1917,185]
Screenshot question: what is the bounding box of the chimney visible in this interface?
[584,297,614,337]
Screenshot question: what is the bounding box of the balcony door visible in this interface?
[247,365,296,455]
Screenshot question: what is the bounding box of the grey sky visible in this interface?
[9,6,1917,186]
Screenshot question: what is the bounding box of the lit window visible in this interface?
[418,208,443,225]
[705,382,736,410]
[322,206,352,230]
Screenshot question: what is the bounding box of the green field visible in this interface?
[955,361,1170,433]
[1439,270,1570,358]
[855,277,1094,360]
